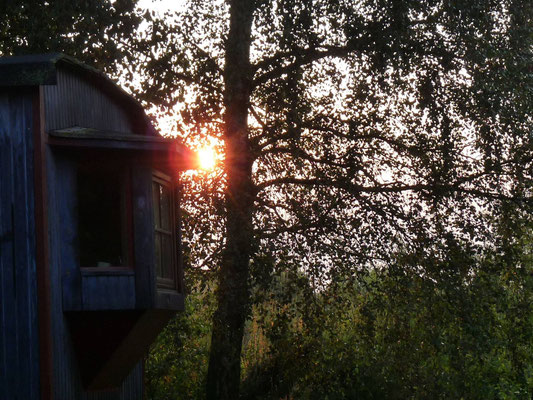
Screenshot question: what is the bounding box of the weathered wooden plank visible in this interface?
[82,275,135,310]
[132,166,155,309]
[11,92,29,398]
[55,158,82,311]
[49,127,178,143]
[0,93,8,395]
[49,135,182,151]
[24,86,41,400]
[0,92,17,400]
[48,163,85,400]
[0,89,40,400]
[119,363,144,400]
[11,88,39,399]
[33,86,54,400]
[47,147,78,399]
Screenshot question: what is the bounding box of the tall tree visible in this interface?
[205,1,256,398]
[135,1,531,398]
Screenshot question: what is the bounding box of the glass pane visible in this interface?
[162,234,173,280]
[154,233,162,278]
[152,182,160,228]
[78,168,124,267]
[160,184,171,230]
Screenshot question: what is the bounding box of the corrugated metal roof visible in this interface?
[0,53,194,166]
[0,53,145,118]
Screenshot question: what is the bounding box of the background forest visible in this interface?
[147,218,533,399]
[1,0,531,398]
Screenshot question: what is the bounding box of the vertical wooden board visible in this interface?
[132,167,155,309]
[46,152,61,302]
[0,92,16,400]
[82,275,101,309]
[47,141,90,399]
[24,87,41,399]
[85,391,120,400]
[25,89,41,400]
[44,77,59,131]
[44,75,58,131]
[11,89,40,399]
[11,89,28,398]
[0,89,40,400]
[119,362,144,400]
[115,275,136,310]
[55,157,82,311]
[52,305,85,399]
[0,93,7,396]
[47,148,82,399]
[46,149,68,399]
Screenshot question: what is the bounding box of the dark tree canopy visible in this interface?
[0,0,143,74]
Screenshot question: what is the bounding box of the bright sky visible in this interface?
[136,1,220,171]
[138,0,186,12]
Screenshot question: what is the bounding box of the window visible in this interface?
[152,171,177,290]
[78,165,131,268]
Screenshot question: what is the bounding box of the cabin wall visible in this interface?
[132,165,156,309]
[0,55,177,399]
[0,88,41,399]
[47,149,145,399]
[43,68,136,134]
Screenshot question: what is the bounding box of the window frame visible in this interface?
[152,170,178,291]
[77,162,134,272]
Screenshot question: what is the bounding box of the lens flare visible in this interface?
[198,147,216,170]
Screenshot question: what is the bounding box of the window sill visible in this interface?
[81,267,135,276]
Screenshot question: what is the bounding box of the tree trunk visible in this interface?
[206,1,255,399]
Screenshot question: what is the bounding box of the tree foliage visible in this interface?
[0,0,145,74]
[146,271,217,400]
[136,1,531,397]
[241,248,533,399]
[148,211,533,399]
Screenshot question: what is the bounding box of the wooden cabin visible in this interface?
[0,53,194,399]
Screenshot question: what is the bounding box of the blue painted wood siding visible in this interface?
[47,149,144,399]
[81,274,136,310]
[0,88,41,400]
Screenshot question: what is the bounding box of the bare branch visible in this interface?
[256,176,533,204]
[252,44,359,87]
[260,146,349,168]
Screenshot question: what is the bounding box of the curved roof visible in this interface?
[0,53,196,169]
[0,53,147,129]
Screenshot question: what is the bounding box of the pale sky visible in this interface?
[138,0,186,12]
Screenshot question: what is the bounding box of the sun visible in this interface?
[198,146,216,170]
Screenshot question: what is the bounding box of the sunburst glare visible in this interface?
[198,146,216,170]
